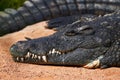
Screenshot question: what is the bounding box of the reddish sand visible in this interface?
[0,21,120,80]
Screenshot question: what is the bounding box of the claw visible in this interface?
[84,59,100,69]
[84,55,103,69]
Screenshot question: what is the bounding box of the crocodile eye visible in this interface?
[65,30,78,36]
[65,25,95,36]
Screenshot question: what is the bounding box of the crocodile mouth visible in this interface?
[11,45,105,69]
[11,47,76,63]
[12,48,63,63]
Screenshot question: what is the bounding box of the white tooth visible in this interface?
[38,56,41,60]
[21,58,24,62]
[49,50,52,54]
[99,15,102,17]
[56,51,59,54]
[16,57,19,61]
[34,55,37,58]
[52,49,55,54]
[32,54,34,58]
[26,52,31,58]
[58,52,62,54]
[42,56,47,62]
[55,51,57,53]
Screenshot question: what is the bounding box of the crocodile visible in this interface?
[10,11,120,69]
[0,0,120,36]
[0,0,119,68]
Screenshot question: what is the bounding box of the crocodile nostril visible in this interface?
[10,45,16,52]
[10,45,18,56]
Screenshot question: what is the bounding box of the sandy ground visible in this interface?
[0,21,120,80]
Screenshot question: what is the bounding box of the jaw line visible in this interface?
[12,47,77,63]
[12,47,106,68]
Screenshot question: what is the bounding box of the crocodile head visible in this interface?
[10,12,120,68]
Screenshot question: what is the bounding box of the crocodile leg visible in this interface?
[100,41,120,68]
[0,0,120,36]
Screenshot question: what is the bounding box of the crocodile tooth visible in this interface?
[54,50,57,53]
[42,56,47,62]
[16,57,19,61]
[52,49,55,54]
[34,55,37,59]
[38,56,41,60]
[32,54,34,58]
[56,51,59,54]
[98,15,102,17]
[49,50,52,54]
[26,52,31,58]
[56,51,61,55]
[21,58,24,62]
[58,52,62,54]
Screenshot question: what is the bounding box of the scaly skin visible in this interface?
[47,14,97,30]
[0,0,120,36]
[10,11,120,69]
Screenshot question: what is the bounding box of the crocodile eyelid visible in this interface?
[78,25,93,31]
[65,30,78,36]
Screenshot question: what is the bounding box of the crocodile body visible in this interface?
[0,0,120,36]
[10,11,120,68]
[0,0,119,68]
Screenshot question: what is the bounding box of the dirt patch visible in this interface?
[0,21,120,80]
